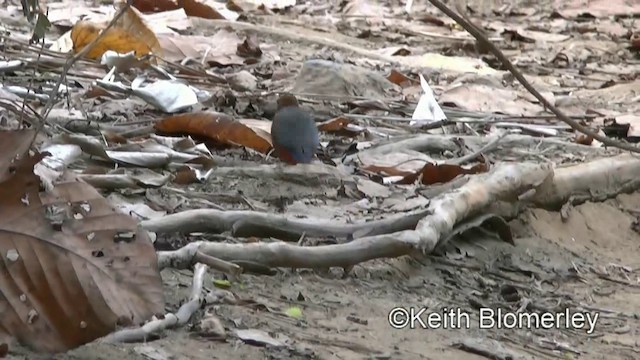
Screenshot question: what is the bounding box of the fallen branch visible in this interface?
[100,263,209,343]
[526,154,640,209]
[142,206,432,242]
[156,162,552,268]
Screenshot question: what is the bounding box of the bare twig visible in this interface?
[427,0,640,153]
[445,131,509,165]
[28,0,133,147]
[194,251,242,277]
[100,263,210,343]
[20,24,47,129]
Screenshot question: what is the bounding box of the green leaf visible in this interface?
[213,279,231,288]
[284,306,303,319]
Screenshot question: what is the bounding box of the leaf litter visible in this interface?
[0,0,640,359]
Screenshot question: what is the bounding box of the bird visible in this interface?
[270,94,320,165]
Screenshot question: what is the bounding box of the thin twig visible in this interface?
[445,131,510,165]
[20,18,47,129]
[28,0,133,147]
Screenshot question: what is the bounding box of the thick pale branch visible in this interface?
[412,161,552,252]
[526,154,640,208]
[142,206,431,241]
[100,263,209,343]
[157,162,552,269]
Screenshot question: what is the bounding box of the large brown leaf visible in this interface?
[0,152,164,353]
[0,129,36,183]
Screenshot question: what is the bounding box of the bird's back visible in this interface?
[271,106,319,164]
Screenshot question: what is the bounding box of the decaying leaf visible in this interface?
[130,0,180,13]
[237,34,262,59]
[398,162,488,185]
[70,5,162,60]
[0,152,164,353]
[0,129,36,182]
[154,112,273,154]
[317,117,364,137]
[386,70,417,88]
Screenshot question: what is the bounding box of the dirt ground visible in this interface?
[19,193,635,360]
[2,0,640,358]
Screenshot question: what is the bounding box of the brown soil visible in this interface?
[11,194,639,359]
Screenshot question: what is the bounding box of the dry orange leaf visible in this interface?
[133,0,240,19]
[317,116,364,137]
[131,0,180,12]
[154,112,273,154]
[71,21,150,60]
[0,152,164,353]
[398,162,488,185]
[575,133,594,145]
[71,6,161,60]
[173,165,199,184]
[387,70,417,88]
[181,0,227,19]
[317,116,351,132]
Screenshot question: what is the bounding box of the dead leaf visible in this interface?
[205,29,246,66]
[499,27,569,43]
[398,163,488,185]
[70,6,162,60]
[236,34,262,58]
[377,46,411,57]
[180,0,240,20]
[386,70,417,88]
[0,152,164,352]
[0,129,36,182]
[317,116,364,137]
[415,14,446,26]
[131,0,179,12]
[154,112,272,154]
[173,165,200,184]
